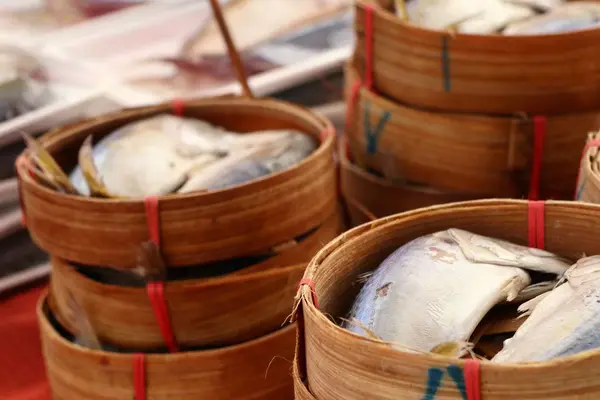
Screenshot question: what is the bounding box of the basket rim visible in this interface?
[54,255,307,293]
[18,96,335,206]
[297,198,600,369]
[357,0,600,43]
[39,290,296,360]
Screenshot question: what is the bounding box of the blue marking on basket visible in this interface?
[447,365,468,399]
[364,101,392,154]
[422,368,444,400]
[576,177,586,200]
[442,35,452,92]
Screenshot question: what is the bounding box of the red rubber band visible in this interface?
[298,278,319,309]
[144,196,161,247]
[320,127,333,142]
[344,80,363,137]
[133,353,146,400]
[528,116,546,200]
[528,201,545,250]
[146,282,179,352]
[364,4,374,90]
[574,139,600,199]
[143,196,178,352]
[172,98,185,116]
[464,359,481,400]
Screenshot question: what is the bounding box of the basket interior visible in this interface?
[312,202,595,322]
[42,101,325,174]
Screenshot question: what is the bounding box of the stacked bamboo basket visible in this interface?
[341,0,600,220]
[16,2,346,398]
[293,199,600,399]
[292,0,600,399]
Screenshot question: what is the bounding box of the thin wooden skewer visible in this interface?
[208,0,254,98]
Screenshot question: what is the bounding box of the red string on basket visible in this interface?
[172,98,185,117]
[364,4,374,90]
[14,157,27,227]
[133,353,146,400]
[528,116,546,200]
[464,359,481,400]
[574,139,600,200]
[320,127,333,143]
[144,196,179,353]
[528,200,545,250]
[298,278,319,309]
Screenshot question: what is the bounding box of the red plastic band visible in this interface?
[15,158,27,227]
[320,127,333,142]
[528,201,545,250]
[298,278,319,309]
[344,80,363,137]
[528,116,547,200]
[144,196,161,247]
[133,353,146,400]
[364,4,374,90]
[574,139,600,199]
[172,98,185,116]
[143,196,178,352]
[146,282,179,352]
[464,360,481,400]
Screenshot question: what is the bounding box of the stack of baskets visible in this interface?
[342,0,600,219]
[17,97,341,399]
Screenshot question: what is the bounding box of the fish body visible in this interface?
[177,131,315,192]
[407,0,534,33]
[345,229,570,352]
[503,2,600,35]
[493,256,600,362]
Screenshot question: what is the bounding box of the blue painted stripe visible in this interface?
[422,368,444,400]
[447,365,467,400]
[364,101,392,154]
[442,35,452,92]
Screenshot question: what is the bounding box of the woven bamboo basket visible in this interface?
[353,0,600,116]
[575,132,600,203]
[345,64,600,198]
[17,97,336,269]
[47,209,343,350]
[295,199,600,399]
[340,140,476,219]
[39,292,295,400]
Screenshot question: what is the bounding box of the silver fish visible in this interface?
[493,256,600,363]
[406,0,534,33]
[177,131,315,192]
[503,2,600,35]
[345,229,570,353]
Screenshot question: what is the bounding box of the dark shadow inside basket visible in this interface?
[43,101,326,174]
[75,222,318,286]
[312,202,593,322]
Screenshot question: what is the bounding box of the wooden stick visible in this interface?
[208,0,254,98]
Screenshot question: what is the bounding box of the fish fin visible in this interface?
[78,135,114,198]
[136,241,168,282]
[517,291,551,318]
[430,341,474,358]
[21,132,78,194]
[67,292,102,350]
[356,271,374,284]
[342,317,382,340]
[394,0,409,20]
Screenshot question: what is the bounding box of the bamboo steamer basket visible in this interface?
[340,140,477,219]
[575,132,600,203]
[345,64,599,198]
[17,97,336,269]
[295,199,600,399]
[47,209,343,350]
[39,293,295,400]
[353,0,600,115]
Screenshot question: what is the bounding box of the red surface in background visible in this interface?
[0,283,51,400]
